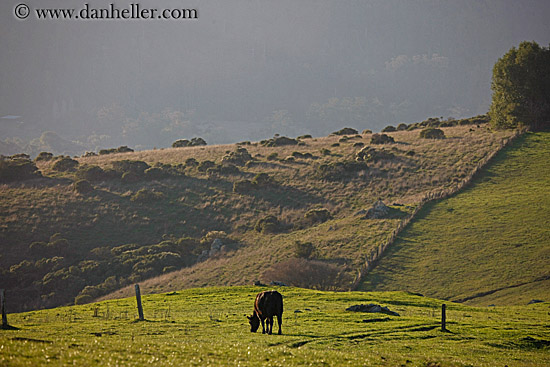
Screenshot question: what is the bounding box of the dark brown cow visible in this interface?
[247,290,283,335]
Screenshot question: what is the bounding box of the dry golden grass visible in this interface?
[2,124,516,308]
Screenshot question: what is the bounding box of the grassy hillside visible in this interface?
[359,131,550,305]
[1,123,515,311]
[1,287,549,366]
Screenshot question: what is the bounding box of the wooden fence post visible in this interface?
[135,284,144,321]
[441,304,447,332]
[1,289,8,328]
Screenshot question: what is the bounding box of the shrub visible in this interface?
[315,161,367,181]
[304,208,332,225]
[233,180,254,194]
[185,158,199,167]
[98,146,134,155]
[254,215,283,234]
[320,148,331,156]
[370,133,395,144]
[144,167,168,180]
[266,152,279,161]
[419,128,445,139]
[35,152,53,162]
[297,134,312,139]
[353,142,364,147]
[52,157,79,172]
[73,179,94,194]
[252,172,272,187]
[0,156,41,182]
[260,136,298,147]
[332,127,358,136]
[221,147,253,166]
[331,143,340,147]
[356,147,395,162]
[75,165,106,181]
[294,241,316,259]
[131,189,165,202]
[362,129,373,134]
[397,123,408,131]
[197,160,215,172]
[291,151,314,159]
[172,137,207,148]
[111,160,150,175]
[381,125,397,132]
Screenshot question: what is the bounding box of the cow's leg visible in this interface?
[276,314,282,335]
[267,316,273,335]
[261,318,266,334]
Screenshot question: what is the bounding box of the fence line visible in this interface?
[351,129,524,290]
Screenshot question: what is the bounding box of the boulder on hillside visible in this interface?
[362,200,390,219]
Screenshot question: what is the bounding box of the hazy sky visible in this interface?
[1,0,549,152]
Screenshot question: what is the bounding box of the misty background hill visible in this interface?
[1,0,549,156]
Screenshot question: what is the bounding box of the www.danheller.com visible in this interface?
[13,3,198,20]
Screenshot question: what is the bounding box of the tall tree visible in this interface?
[489,41,550,130]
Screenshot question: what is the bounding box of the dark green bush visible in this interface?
[332,127,358,136]
[304,208,332,225]
[172,137,207,148]
[255,215,283,234]
[35,152,54,161]
[297,134,312,139]
[294,241,316,259]
[197,160,215,172]
[260,136,298,147]
[52,157,79,172]
[130,189,165,202]
[419,128,446,139]
[0,156,41,182]
[370,133,395,144]
[185,158,199,167]
[98,146,134,155]
[382,125,397,132]
[252,172,272,187]
[75,165,106,181]
[111,160,150,175]
[356,147,395,162]
[73,179,94,194]
[144,167,168,180]
[233,179,253,194]
[315,161,367,181]
[362,129,373,134]
[221,147,253,166]
[266,152,279,161]
[397,123,408,131]
[320,148,331,156]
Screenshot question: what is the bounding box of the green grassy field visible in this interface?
[1,286,549,366]
[360,132,550,305]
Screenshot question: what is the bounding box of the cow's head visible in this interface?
[247,314,260,332]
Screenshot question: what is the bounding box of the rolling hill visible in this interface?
[359,131,550,305]
[0,120,522,311]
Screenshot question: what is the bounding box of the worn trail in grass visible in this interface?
[1,286,550,366]
[360,131,550,305]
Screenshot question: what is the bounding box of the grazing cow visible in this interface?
[247,290,283,335]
